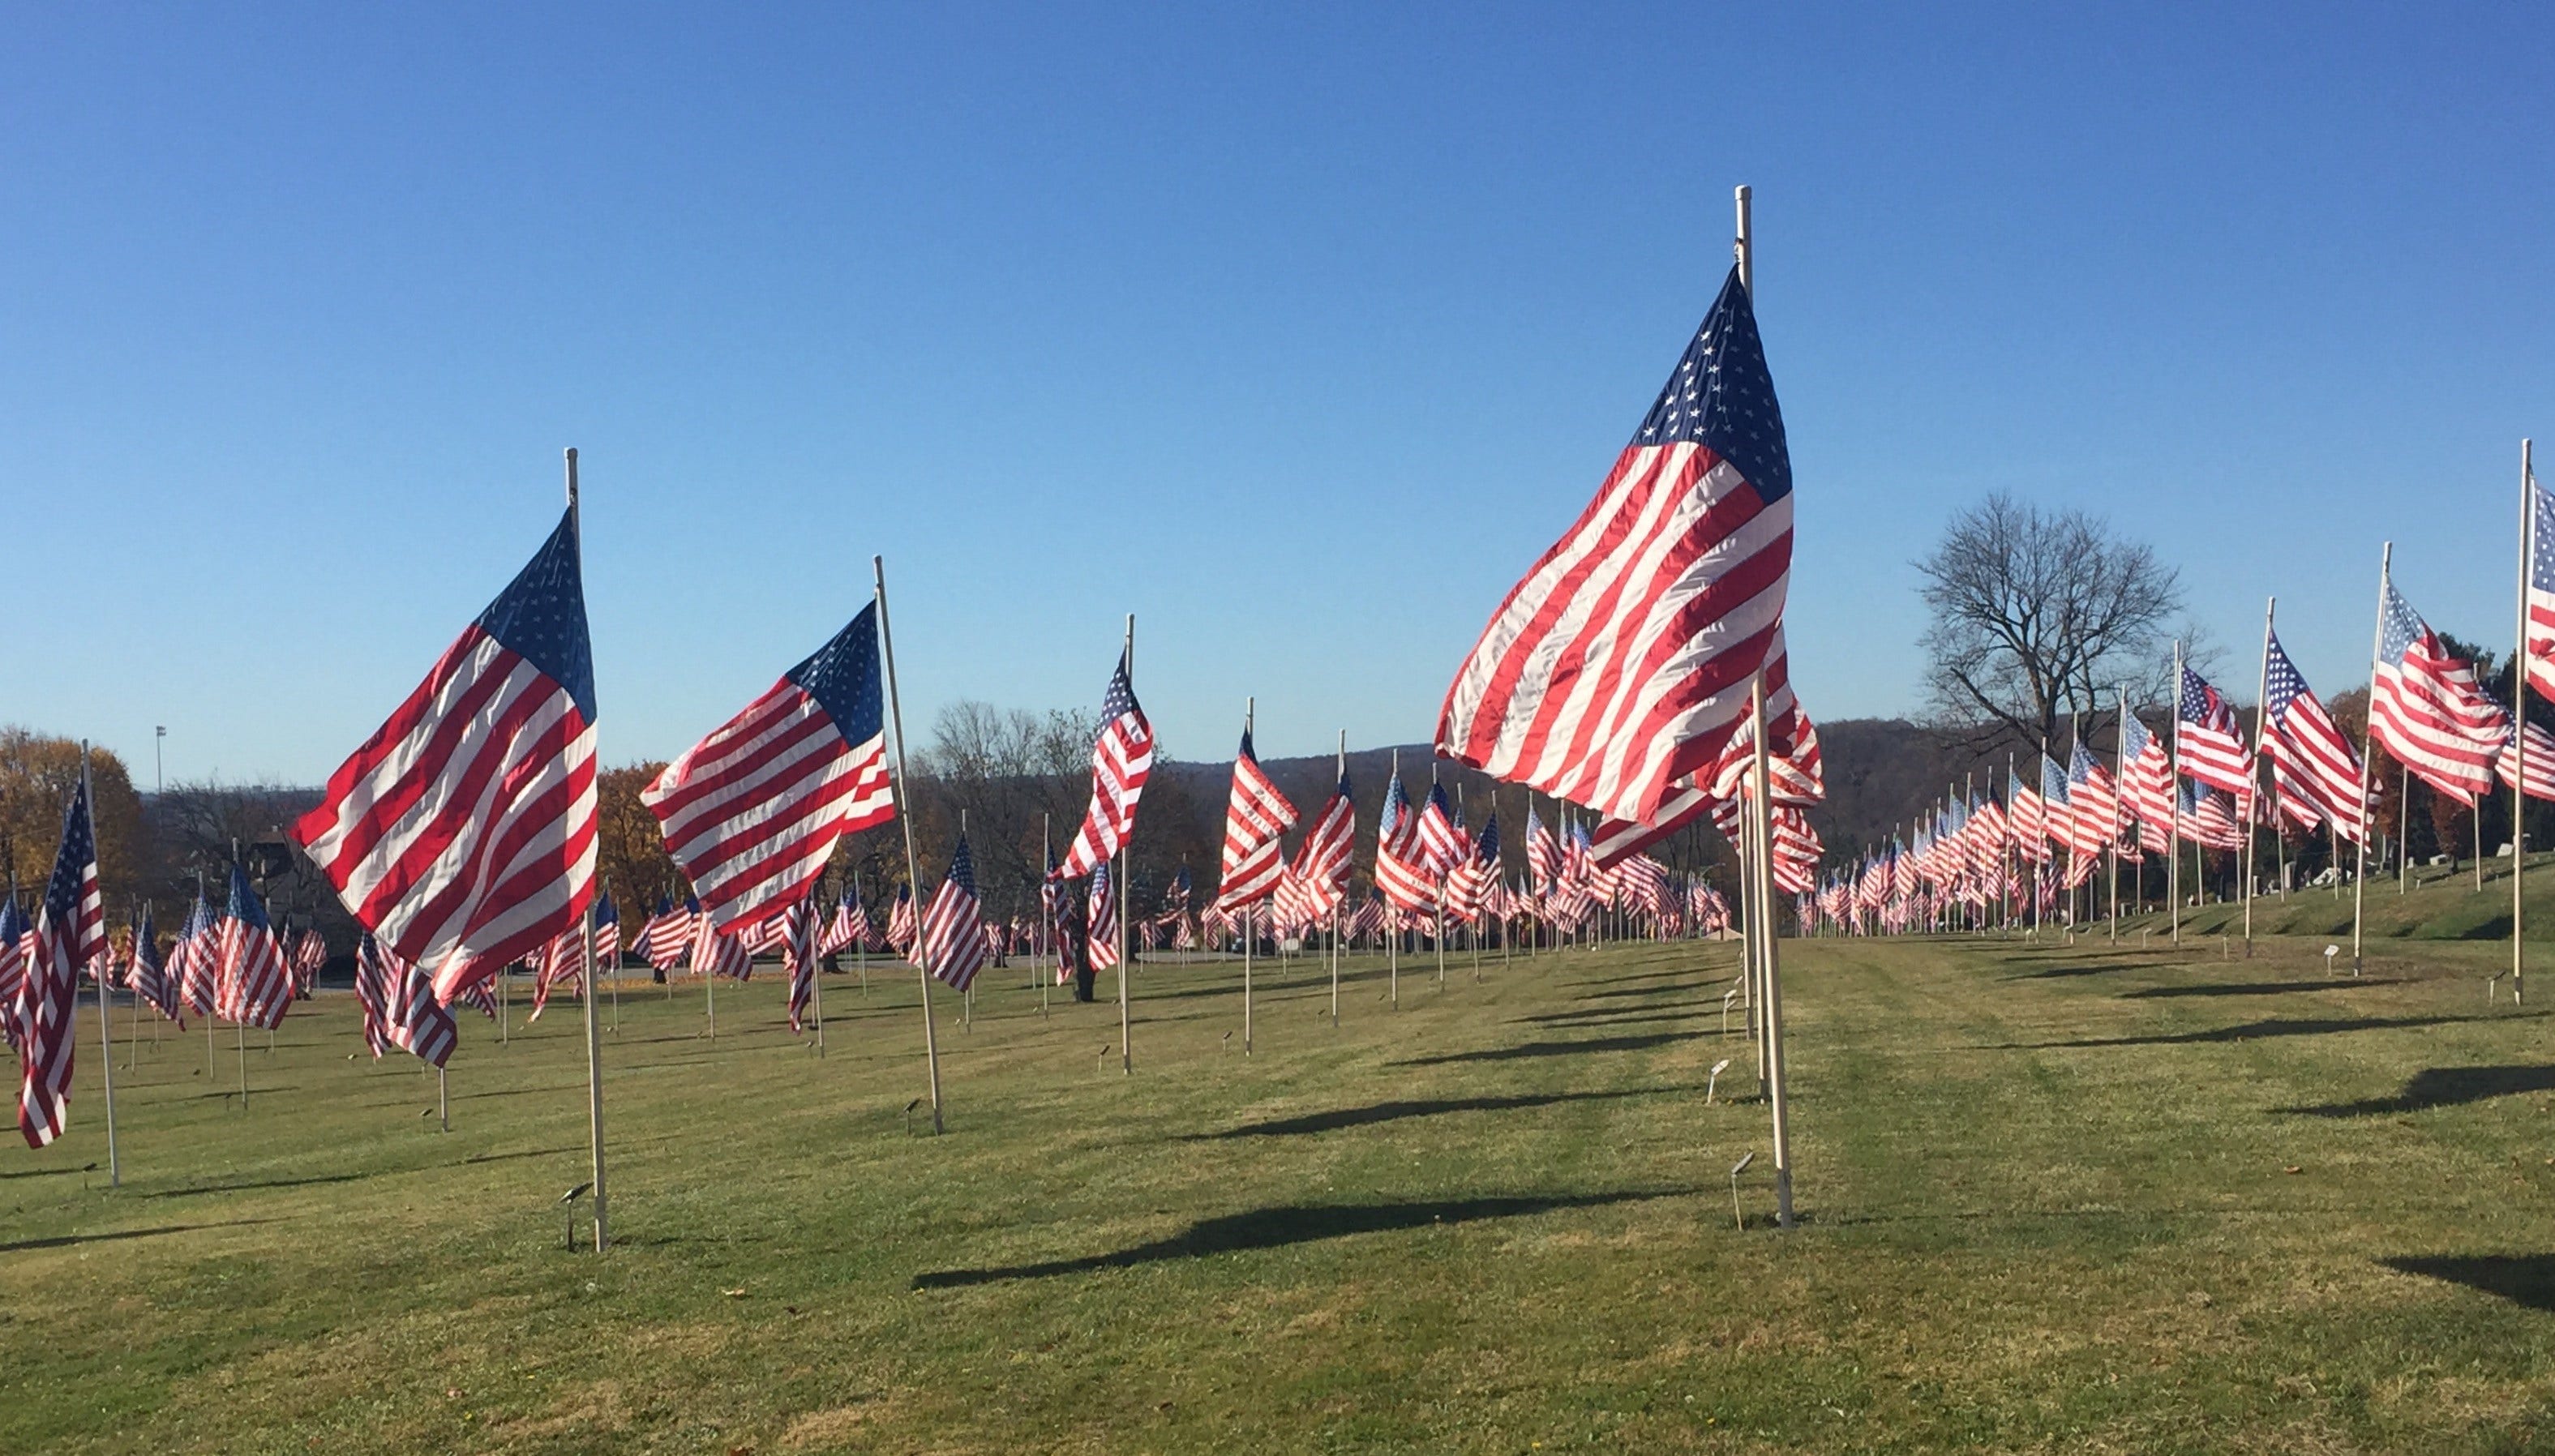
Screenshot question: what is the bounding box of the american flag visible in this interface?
[641,606,894,940]
[293,506,598,1008]
[0,889,25,1053]
[2498,717,2555,803]
[19,777,104,1147]
[782,894,818,1032]
[2066,736,2119,859]
[128,902,179,1026]
[1438,264,1790,825]
[638,894,693,974]
[2264,631,2368,841]
[381,936,457,1068]
[2177,664,2254,797]
[2371,577,2506,803]
[1347,887,1387,943]
[1215,726,1298,910]
[1593,636,1818,866]
[169,890,218,1020]
[1087,859,1119,971]
[1373,768,1437,913]
[529,889,612,1022]
[2118,713,2176,846]
[354,930,393,1058]
[1415,781,1464,872]
[454,979,499,1021]
[2528,466,2555,701]
[1057,653,1155,879]
[921,835,989,992]
[2008,765,2047,864]
[215,863,293,1033]
[288,926,328,999]
[1292,769,1355,919]
[2039,754,2073,858]
[2180,782,2244,851]
[817,883,861,957]
[1448,812,1502,919]
[1524,805,1562,897]
[885,883,918,958]
[692,914,752,982]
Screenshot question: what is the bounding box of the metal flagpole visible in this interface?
[2111,692,2128,943]
[1118,613,1134,1075]
[2244,598,2274,957]
[1389,748,1401,1009]
[874,555,944,1132]
[2519,439,2535,1005]
[2399,766,2411,894]
[2354,546,2390,976]
[1331,730,1344,1025]
[1432,767,1447,987]
[2169,643,2183,944]
[811,870,824,1055]
[1041,814,1053,1017]
[83,749,118,1186]
[1750,668,1797,1230]
[564,450,611,1253]
[1242,699,1255,1056]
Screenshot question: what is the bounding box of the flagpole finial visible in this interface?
[564,448,579,510]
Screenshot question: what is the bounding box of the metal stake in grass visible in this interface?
[1730,1150,1754,1232]
[1707,1058,1732,1106]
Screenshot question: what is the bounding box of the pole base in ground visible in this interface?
[1774,1168,1794,1230]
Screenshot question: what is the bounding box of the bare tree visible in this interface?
[1914,495,2184,752]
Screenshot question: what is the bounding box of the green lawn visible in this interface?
[8,929,2555,1453]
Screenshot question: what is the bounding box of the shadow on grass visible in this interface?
[144,1171,371,1199]
[1574,983,1708,1004]
[1389,1031,1705,1066]
[0,1218,282,1253]
[2000,1013,2527,1050]
[911,1188,1694,1288]
[1183,1087,1681,1140]
[2280,1065,2555,1117]
[1511,1008,1701,1030]
[2000,962,2127,982]
[2382,1253,2555,1312]
[2122,979,2400,1000]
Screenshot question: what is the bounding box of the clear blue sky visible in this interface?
[7,5,2551,784]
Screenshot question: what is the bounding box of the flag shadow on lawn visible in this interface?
[144,1171,372,1199]
[2279,1065,2555,1118]
[2121,979,2402,1000]
[0,1218,282,1253]
[1515,1005,1704,1028]
[1181,1086,1687,1141]
[911,1188,1695,1289]
[1387,1031,1705,1067]
[2382,1253,2555,1313]
[1998,1013,2535,1051]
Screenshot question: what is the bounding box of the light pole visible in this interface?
[154,726,165,794]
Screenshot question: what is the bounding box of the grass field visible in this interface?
[9,923,2555,1454]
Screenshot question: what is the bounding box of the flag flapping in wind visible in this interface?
[2118,713,2175,846]
[2371,577,2506,803]
[354,931,393,1058]
[19,777,103,1147]
[1087,859,1120,971]
[922,836,989,992]
[215,863,293,1033]
[1215,726,1299,910]
[2176,665,2254,797]
[1057,653,1155,879]
[0,889,27,1053]
[643,606,894,941]
[1292,769,1355,920]
[381,936,457,1068]
[129,902,180,1026]
[169,891,217,1020]
[782,894,819,1033]
[1374,768,1436,914]
[1588,628,1816,866]
[1438,264,1791,827]
[2527,467,2555,701]
[292,507,598,1007]
[2499,717,2555,803]
[2264,632,2367,840]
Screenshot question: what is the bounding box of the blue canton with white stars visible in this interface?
[43,779,94,927]
[2263,634,2313,721]
[1630,263,1791,503]
[1100,652,1142,723]
[2041,754,2069,805]
[2531,477,2555,593]
[945,835,977,898]
[786,602,885,744]
[2377,580,2427,670]
[225,861,273,932]
[474,506,598,723]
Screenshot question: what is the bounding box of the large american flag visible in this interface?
[1438,265,1791,826]
[293,506,598,1007]
[1057,653,1154,879]
[2371,577,2506,803]
[2264,632,2367,841]
[2177,664,2254,797]
[921,836,989,992]
[1291,769,1355,919]
[19,777,104,1147]
[1415,781,1464,873]
[2499,717,2555,803]
[214,863,293,1033]
[642,606,894,940]
[1215,726,1298,910]
[2039,754,2073,859]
